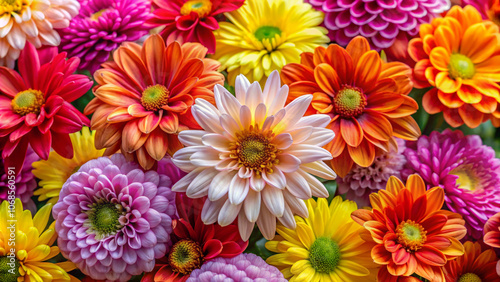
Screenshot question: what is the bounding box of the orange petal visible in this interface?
[347,138,375,167]
[424,67,440,87]
[424,187,445,213]
[475,55,500,72]
[313,45,327,66]
[107,107,134,123]
[314,63,341,95]
[443,108,464,127]
[458,104,485,128]
[330,149,353,178]
[324,44,354,84]
[346,36,371,66]
[463,78,500,98]
[434,25,459,53]
[408,38,427,62]
[144,128,168,161]
[122,120,148,153]
[354,50,382,92]
[300,51,315,69]
[165,41,183,86]
[456,84,482,104]
[406,174,426,198]
[311,92,334,114]
[357,112,393,141]
[435,72,462,93]
[114,43,152,88]
[390,116,421,141]
[415,245,447,266]
[281,63,315,84]
[371,244,392,265]
[350,209,375,225]
[366,93,404,112]
[460,24,497,63]
[340,118,363,147]
[429,47,450,72]
[422,34,437,55]
[325,120,345,158]
[139,112,162,134]
[136,146,156,170]
[437,90,464,108]
[141,34,165,85]
[159,111,179,134]
[474,95,500,114]
[422,89,443,114]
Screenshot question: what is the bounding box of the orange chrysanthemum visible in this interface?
[351,175,467,282]
[84,34,224,169]
[282,36,420,177]
[443,241,500,282]
[484,212,500,276]
[409,5,500,128]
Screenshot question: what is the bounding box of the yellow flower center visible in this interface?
[396,220,427,252]
[254,26,282,41]
[333,86,366,118]
[90,8,109,21]
[168,239,203,275]
[308,237,341,274]
[11,89,45,116]
[180,0,212,17]
[448,53,475,80]
[0,0,23,14]
[450,165,478,191]
[141,85,170,111]
[231,126,280,177]
[87,202,125,240]
[458,273,482,282]
[0,256,20,282]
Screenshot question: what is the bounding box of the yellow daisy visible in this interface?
[0,198,77,281]
[33,127,105,205]
[213,0,329,85]
[265,196,378,281]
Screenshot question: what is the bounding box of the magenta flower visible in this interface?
[52,154,177,281]
[337,139,406,207]
[0,147,39,212]
[187,253,287,282]
[58,0,153,72]
[403,129,500,240]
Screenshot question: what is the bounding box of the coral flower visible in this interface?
[351,175,467,281]
[282,36,420,177]
[0,0,79,67]
[484,212,500,276]
[172,71,337,241]
[443,241,500,282]
[212,0,330,85]
[0,199,78,281]
[149,0,245,54]
[409,5,500,128]
[266,197,379,281]
[84,34,224,170]
[142,194,248,282]
[32,127,105,205]
[0,44,92,176]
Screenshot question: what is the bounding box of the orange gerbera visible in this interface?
[484,212,500,276]
[351,175,467,281]
[409,5,500,128]
[443,241,500,282]
[84,34,224,169]
[282,36,420,177]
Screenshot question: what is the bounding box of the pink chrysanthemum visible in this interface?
[187,253,287,282]
[58,0,153,72]
[157,157,187,185]
[337,138,406,207]
[306,0,450,61]
[52,154,177,281]
[0,146,38,212]
[403,129,500,240]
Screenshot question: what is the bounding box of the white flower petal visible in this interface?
[202,133,231,152]
[286,126,313,144]
[275,153,301,173]
[240,105,252,129]
[270,108,286,129]
[215,158,239,170]
[244,189,261,222]
[238,167,252,178]
[229,174,250,205]
[245,82,263,112]
[201,197,226,224]
[262,115,275,132]
[235,74,251,104]
[263,70,282,106]
[209,170,235,201]
[277,203,296,230]
[190,148,221,167]
[286,144,333,163]
[268,85,289,116]
[171,167,204,192]
[262,169,286,189]
[256,203,277,240]
[295,114,332,128]
[298,169,329,198]
[283,190,308,218]
[219,85,242,121]
[301,161,337,180]
[218,199,242,226]
[238,210,255,241]
[192,101,223,133]
[172,148,199,171]
[273,133,293,150]
[262,186,284,217]
[250,174,266,191]
[300,127,335,147]
[273,94,312,133]
[220,113,241,136]
[254,103,267,127]
[186,168,219,198]
[178,130,206,146]
[285,171,312,199]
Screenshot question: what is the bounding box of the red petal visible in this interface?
[203,239,223,259]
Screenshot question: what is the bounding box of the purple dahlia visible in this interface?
[187,253,287,282]
[58,0,153,72]
[52,154,177,281]
[403,129,500,240]
[0,147,39,212]
[338,139,406,207]
[307,0,450,55]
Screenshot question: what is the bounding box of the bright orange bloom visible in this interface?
[351,175,467,282]
[409,5,500,128]
[84,34,224,169]
[443,241,500,282]
[282,36,420,177]
[484,212,500,276]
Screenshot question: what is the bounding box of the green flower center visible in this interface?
[255,26,282,41]
[458,273,482,282]
[233,129,280,177]
[141,85,170,111]
[0,256,20,282]
[448,53,475,80]
[308,237,341,274]
[333,86,366,118]
[180,0,212,17]
[450,165,477,191]
[87,202,124,240]
[11,89,44,116]
[168,239,204,275]
[396,220,427,252]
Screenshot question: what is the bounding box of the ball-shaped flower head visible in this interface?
[187,253,287,281]
[0,43,93,176]
[84,34,224,170]
[409,5,500,128]
[282,36,420,177]
[52,154,177,281]
[172,71,337,241]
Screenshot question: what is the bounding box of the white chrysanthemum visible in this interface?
[172,71,337,241]
[0,0,79,67]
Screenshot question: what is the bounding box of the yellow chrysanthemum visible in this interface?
[265,196,378,281]
[33,127,105,205]
[213,0,329,85]
[0,198,76,281]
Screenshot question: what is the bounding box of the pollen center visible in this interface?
[0,0,23,13]
[450,165,477,191]
[448,53,475,80]
[231,126,280,177]
[333,86,366,118]
[396,220,427,251]
[141,85,170,111]
[168,239,204,275]
[0,256,21,282]
[308,237,341,274]
[11,89,45,116]
[458,273,482,282]
[254,26,282,41]
[87,202,125,240]
[180,0,212,17]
